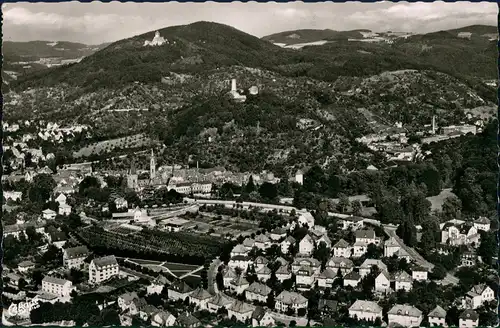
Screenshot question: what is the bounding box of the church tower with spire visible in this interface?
[150,149,156,180]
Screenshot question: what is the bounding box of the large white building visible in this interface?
[275,291,308,313]
[387,304,423,327]
[88,255,119,284]
[348,300,382,322]
[63,246,90,269]
[42,276,73,297]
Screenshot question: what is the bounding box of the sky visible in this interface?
[2,1,498,45]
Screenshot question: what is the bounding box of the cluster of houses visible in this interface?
[348,280,495,328]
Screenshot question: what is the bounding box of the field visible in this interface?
[161,262,200,271]
[426,188,456,212]
[73,133,156,158]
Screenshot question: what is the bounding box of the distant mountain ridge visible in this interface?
[9,22,497,94]
[261,24,497,46]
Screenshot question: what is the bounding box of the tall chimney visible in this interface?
[231,79,237,92]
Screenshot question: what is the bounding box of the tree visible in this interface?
[266,291,275,309]
[337,193,350,213]
[441,196,462,222]
[259,182,278,201]
[313,242,330,270]
[245,176,256,194]
[28,174,56,203]
[351,200,362,215]
[200,268,209,289]
[429,264,447,280]
[477,230,497,266]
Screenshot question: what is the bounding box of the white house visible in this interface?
[63,246,90,269]
[42,209,57,220]
[473,217,490,232]
[151,310,176,327]
[254,234,271,250]
[296,266,317,290]
[459,310,479,328]
[254,256,269,272]
[252,307,275,327]
[275,264,292,282]
[411,266,428,282]
[89,255,119,284]
[292,257,321,275]
[147,275,168,295]
[327,256,354,275]
[228,300,254,323]
[280,236,296,254]
[58,203,72,216]
[359,259,387,278]
[269,227,287,241]
[384,237,401,257]
[338,216,364,230]
[375,271,391,293]
[465,284,495,309]
[298,211,315,228]
[353,229,379,257]
[42,276,73,297]
[207,293,233,314]
[333,239,352,258]
[299,235,315,256]
[275,291,308,313]
[230,275,250,295]
[394,271,413,291]
[387,304,423,327]
[115,197,129,210]
[228,255,251,272]
[167,280,193,301]
[223,267,238,288]
[343,271,361,288]
[428,305,447,327]
[348,300,382,322]
[118,292,139,312]
[189,287,212,310]
[18,261,35,273]
[441,223,480,246]
[317,268,337,288]
[245,282,271,303]
[55,194,67,206]
[256,266,272,282]
[230,244,249,257]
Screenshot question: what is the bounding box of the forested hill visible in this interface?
[10,22,496,92]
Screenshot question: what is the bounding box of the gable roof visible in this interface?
[388,304,422,317]
[229,300,254,314]
[360,259,387,271]
[176,312,200,327]
[334,239,350,248]
[319,268,337,279]
[64,246,90,259]
[231,275,249,286]
[120,292,139,302]
[384,237,400,247]
[276,291,307,305]
[169,280,193,294]
[393,271,412,283]
[43,276,70,286]
[468,284,491,297]
[349,300,382,313]
[428,306,447,318]
[459,310,479,321]
[355,229,376,239]
[190,287,212,300]
[246,281,271,296]
[344,271,361,281]
[474,217,490,224]
[208,293,233,307]
[92,255,118,268]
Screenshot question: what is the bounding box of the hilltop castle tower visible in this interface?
[150,149,156,180]
[127,160,139,190]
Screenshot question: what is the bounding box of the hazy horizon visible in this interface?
[2,1,497,45]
